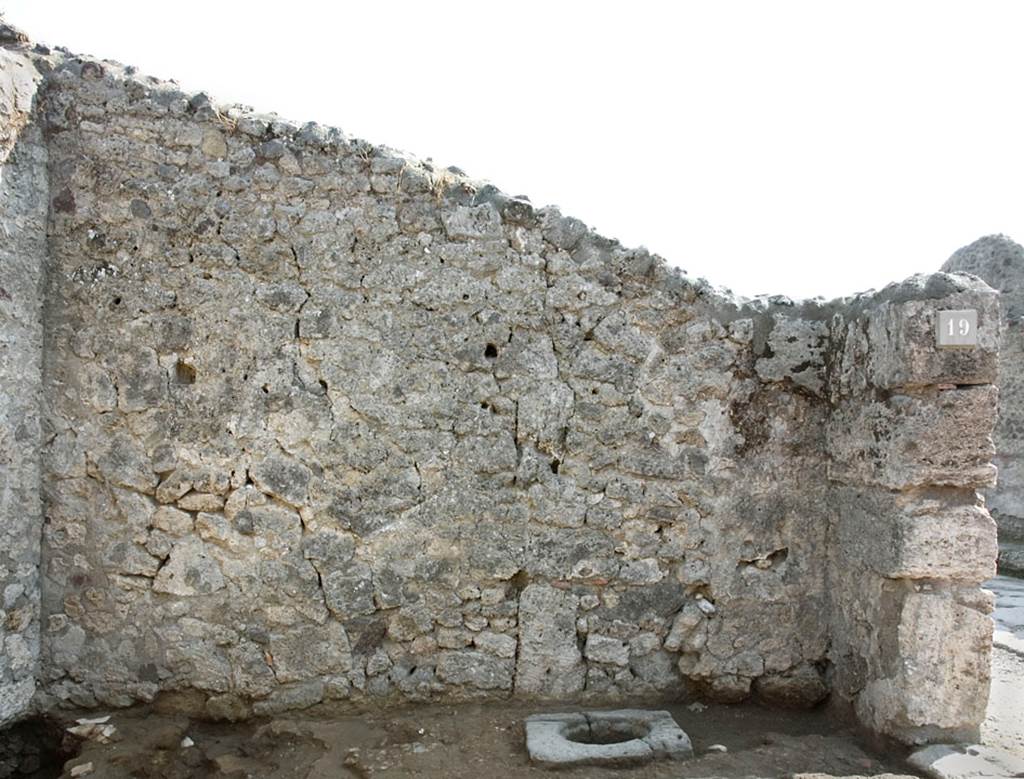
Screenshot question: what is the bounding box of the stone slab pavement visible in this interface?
[987,575,1024,656]
[979,576,1024,764]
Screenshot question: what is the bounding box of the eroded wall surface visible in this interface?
[943,235,1024,575]
[0,45,47,727]
[34,54,835,718]
[826,278,1000,742]
[0,27,1002,743]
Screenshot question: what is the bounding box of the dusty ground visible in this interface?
[32,700,921,779]
[984,645,1024,758]
[984,575,1024,759]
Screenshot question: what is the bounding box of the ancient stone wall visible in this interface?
[34,51,837,718]
[0,44,47,727]
[943,235,1024,575]
[0,27,1002,743]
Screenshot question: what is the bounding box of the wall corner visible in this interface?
[824,274,1000,744]
[0,43,48,727]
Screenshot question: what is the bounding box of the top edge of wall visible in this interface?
[0,19,1000,320]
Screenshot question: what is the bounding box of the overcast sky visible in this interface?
[4,1,1023,300]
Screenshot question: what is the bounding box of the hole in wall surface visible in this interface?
[484,343,498,359]
[174,361,196,385]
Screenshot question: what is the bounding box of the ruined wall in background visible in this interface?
[943,235,1024,575]
[0,44,47,726]
[0,28,1002,746]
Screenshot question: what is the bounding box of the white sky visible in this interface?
[4,0,1023,300]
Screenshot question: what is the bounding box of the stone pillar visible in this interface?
[943,235,1024,575]
[826,274,1000,743]
[0,38,47,726]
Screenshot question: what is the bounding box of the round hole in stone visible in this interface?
[563,721,649,745]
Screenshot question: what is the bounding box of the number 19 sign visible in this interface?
[936,310,978,348]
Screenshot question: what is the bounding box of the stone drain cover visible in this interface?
[525,709,693,767]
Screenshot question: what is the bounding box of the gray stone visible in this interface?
[250,455,312,508]
[252,680,324,715]
[525,709,692,767]
[436,650,513,690]
[321,562,376,618]
[516,585,584,696]
[152,539,225,596]
[474,631,517,659]
[584,634,629,666]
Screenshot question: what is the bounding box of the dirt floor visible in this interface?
[1,700,924,779]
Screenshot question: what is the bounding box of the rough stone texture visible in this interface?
[516,585,585,696]
[943,235,1024,575]
[525,709,692,767]
[827,276,1000,744]
[0,44,47,727]
[0,26,1002,745]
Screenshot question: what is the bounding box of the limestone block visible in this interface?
[837,498,997,582]
[517,381,574,449]
[249,454,312,508]
[89,434,158,494]
[473,631,516,659]
[515,584,584,696]
[869,297,998,389]
[441,204,503,241]
[828,386,997,489]
[832,277,999,394]
[152,539,226,596]
[268,623,352,682]
[663,604,707,653]
[321,562,375,618]
[151,506,193,536]
[114,347,167,412]
[584,634,629,666]
[854,589,992,743]
[436,650,513,690]
[754,315,828,395]
[251,680,324,715]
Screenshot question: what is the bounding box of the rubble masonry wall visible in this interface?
[0,33,1001,743]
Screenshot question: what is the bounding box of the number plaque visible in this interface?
[936,310,978,348]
